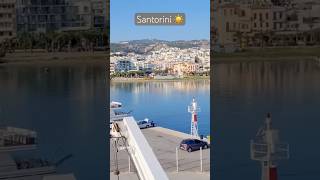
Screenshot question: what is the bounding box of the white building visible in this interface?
[115,59,135,72]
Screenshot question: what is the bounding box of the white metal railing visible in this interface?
[175,146,205,173]
[122,117,169,180]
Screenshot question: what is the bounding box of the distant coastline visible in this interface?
[2,47,320,66]
[0,51,108,66]
[111,76,210,82]
[214,46,320,63]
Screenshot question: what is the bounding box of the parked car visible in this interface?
[180,139,209,152]
[137,118,155,129]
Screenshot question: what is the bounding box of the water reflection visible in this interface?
[111,80,210,136]
[111,79,210,94]
[213,60,320,180]
[0,64,107,180]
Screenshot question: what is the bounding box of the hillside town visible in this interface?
[110,40,210,79]
[213,0,320,52]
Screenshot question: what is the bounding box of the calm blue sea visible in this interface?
[110,80,210,136]
[2,59,318,180]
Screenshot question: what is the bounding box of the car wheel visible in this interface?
[146,125,149,128]
[187,147,192,152]
[203,144,208,149]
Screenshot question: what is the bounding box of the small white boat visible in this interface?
[110,101,131,129]
[0,127,56,180]
[110,101,122,109]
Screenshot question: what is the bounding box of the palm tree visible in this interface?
[0,42,6,58]
[34,33,47,50]
[1,38,16,54]
[45,31,60,52]
[80,30,100,51]
[55,32,73,52]
[17,32,37,53]
[234,31,244,49]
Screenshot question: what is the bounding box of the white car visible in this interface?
[137,119,155,129]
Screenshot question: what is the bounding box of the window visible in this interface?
[226,22,230,32]
[259,13,262,21]
[186,140,193,144]
[84,6,89,12]
[242,10,245,17]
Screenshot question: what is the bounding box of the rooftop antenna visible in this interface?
[188,97,200,138]
[250,113,289,180]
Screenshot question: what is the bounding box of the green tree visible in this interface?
[45,31,60,52]
[17,32,32,52]
[80,30,100,51]
[234,31,244,49]
[0,42,6,58]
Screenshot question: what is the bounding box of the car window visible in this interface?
[195,140,201,143]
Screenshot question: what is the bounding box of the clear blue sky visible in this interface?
[110,0,210,42]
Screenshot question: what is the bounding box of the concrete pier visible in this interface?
[110,127,210,180]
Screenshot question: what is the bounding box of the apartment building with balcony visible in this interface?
[91,0,105,31]
[214,0,320,50]
[15,0,105,33]
[0,0,16,42]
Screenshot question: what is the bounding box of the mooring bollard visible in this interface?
[176,147,179,172]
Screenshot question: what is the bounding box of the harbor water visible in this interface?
[213,59,320,180]
[0,64,107,180]
[2,59,318,179]
[110,79,210,136]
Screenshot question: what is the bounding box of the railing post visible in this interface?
[176,147,179,172]
[128,155,131,172]
[200,147,203,172]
